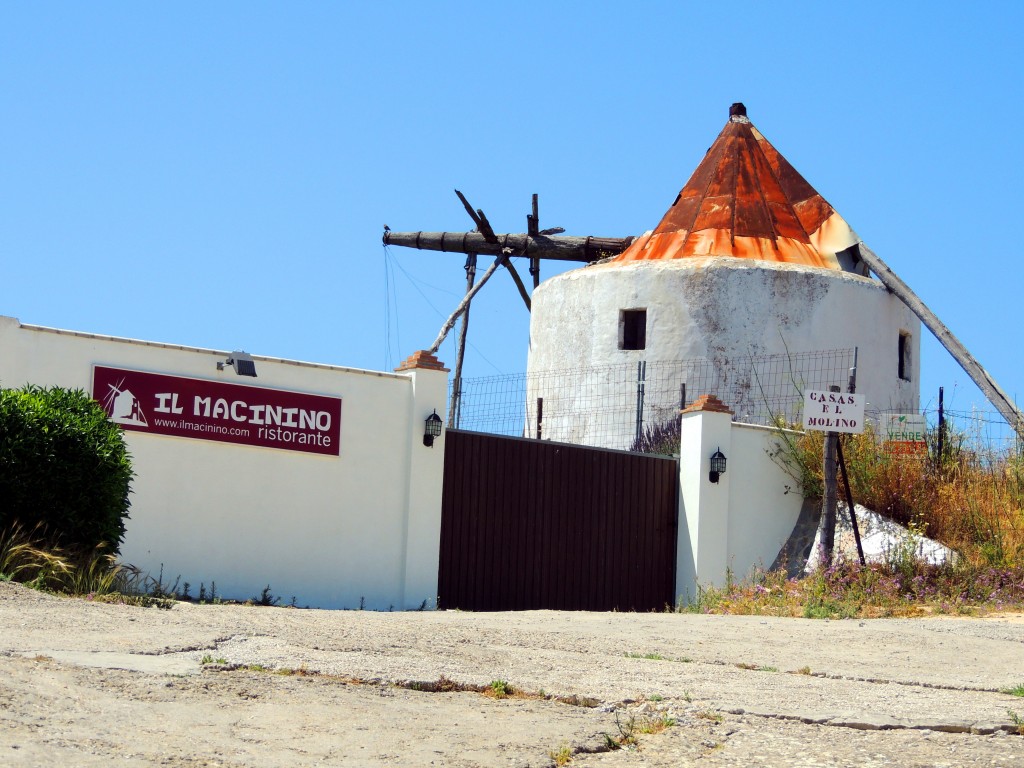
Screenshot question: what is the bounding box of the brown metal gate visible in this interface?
[438,430,678,611]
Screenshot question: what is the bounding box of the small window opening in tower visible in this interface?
[619,309,647,351]
[898,331,912,382]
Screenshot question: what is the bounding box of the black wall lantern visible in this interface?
[709,448,727,484]
[423,410,443,447]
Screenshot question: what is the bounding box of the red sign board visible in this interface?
[883,441,928,456]
[92,366,341,456]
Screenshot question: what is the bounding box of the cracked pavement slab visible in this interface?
[2,581,1023,766]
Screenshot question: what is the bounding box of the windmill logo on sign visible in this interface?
[103,379,149,427]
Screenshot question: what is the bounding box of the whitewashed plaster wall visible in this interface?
[529,258,920,449]
[676,407,804,604]
[0,316,447,610]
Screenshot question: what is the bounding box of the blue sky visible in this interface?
[2,2,1021,425]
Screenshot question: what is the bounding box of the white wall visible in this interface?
[676,407,804,603]
[726,423,805,575]
[529,258,920,449]
[0,316,447,610]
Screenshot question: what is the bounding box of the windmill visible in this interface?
[384,104,1023,440]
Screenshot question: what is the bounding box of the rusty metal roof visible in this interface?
[614,103,858,269]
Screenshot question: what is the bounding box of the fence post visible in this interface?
[821,385,840,568]
[635,361,646,443]
[937,386,945,464]
[536,397,543,440]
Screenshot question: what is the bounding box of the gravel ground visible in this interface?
[2,581,1023,766]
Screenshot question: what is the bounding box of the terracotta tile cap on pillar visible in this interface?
[681,394,734,415]
[394,350,450,373]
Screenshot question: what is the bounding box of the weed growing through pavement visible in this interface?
[1001,685,1024,698]
[796,666,812,675]
[609,712,638,749]
[199,666,609,715]
[556,693,601,708]
[486,680,512,699]
[696,710,723,723]
[602,709,676,751]
[276,664,311,676]
[548,742,573,766]
[638,714,675,735]
[625,651,691,663]
[196,664,680,752]
[1008,710,1024,736]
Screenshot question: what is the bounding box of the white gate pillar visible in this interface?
[395,351,449,610]
[676,395,734,605]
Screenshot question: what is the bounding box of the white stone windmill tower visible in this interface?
[526,103,919,447]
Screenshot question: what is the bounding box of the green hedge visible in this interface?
[0,385,133,553]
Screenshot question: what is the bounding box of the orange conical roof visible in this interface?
[613,104,859,270]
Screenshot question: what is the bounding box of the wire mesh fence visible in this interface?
[450,350,1022,457]
[908,406,1020,461]
[450,349,858,450]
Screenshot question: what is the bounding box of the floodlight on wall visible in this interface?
[709,448,727,484]
[423,410,443,447]
[217,351,258,377]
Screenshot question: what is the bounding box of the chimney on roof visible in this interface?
[729,102,747,119]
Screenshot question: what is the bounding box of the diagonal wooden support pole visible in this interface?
[428,254,504,355]
[857,243,1023,438]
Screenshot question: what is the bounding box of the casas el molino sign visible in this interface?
[802,390,865,434]
[92,366,341,456]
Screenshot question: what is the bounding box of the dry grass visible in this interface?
[689,557,1024,619]
[780,427,1024,569]
[636,714,675,735]
[0,522,142,596]
[689,423,1024,618]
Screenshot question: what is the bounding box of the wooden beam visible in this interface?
[454,189,482,229]
[858,243,1023,438]
[528,194,540,288]
[475,209,499,244]
[383,230,635,263]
